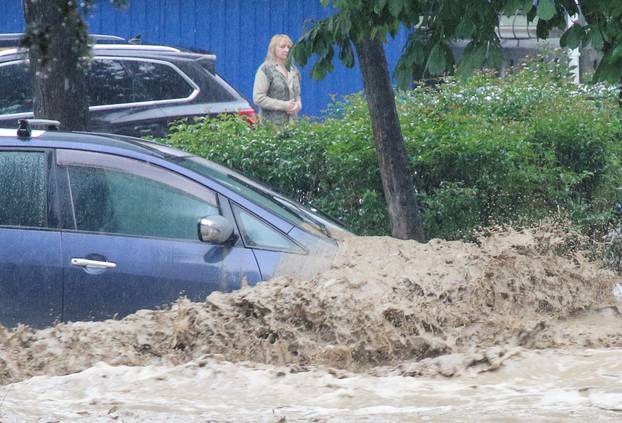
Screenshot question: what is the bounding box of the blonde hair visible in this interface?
[265,34,293,63]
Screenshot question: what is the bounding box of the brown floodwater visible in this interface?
[1,226,621,421]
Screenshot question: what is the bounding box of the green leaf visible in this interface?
[291,42,308,67]
[326,45,335,63]
[311,55,335,80]
[455,18,475,39]
[502,0,528,17]
[374,0,387,14]
[337,15,352,37]
[593,59,621,83]
[484,43,503,68]
[388,20,400,37]
[590,26,605,50]
[413,42,426,65]
[611,44,622,62]
[537,0,556,21]
[394,55,415,89]
[312,33,329,57]
[338,41,355,67]
[536,19,551,39]
[521,0,534,14]
[594,51,622,83]
[380,24,390,40]
[388,0,403,17]
[456,42,487,77]
[311,64,325,81]
[326,18,335,34]
[526,6,537,21]
[425,42,448,76]
[560,23,585,49]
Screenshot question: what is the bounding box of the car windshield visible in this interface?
[176,155,349,240]
[134,140,350,239]
[182,156,351,239]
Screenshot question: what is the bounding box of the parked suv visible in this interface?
[0,42,256,137]
[0,120,345,329]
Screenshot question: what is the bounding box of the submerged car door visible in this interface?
[0,149,63,328]
[56,149,260,322]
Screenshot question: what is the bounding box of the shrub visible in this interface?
[162,58,622,241]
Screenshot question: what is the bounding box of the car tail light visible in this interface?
[238,108,258,125]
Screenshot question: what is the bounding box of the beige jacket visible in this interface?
[253,62,302,126]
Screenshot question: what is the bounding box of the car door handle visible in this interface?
[71,258,117,270]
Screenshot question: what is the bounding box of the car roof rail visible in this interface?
[94,44,180,52]
[17,119,61,139]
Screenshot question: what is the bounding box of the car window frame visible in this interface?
[231,202,306,255]
[56,149,220,240]
[0,56,200,119]
[89,56,200,110]
[0,147,60,230]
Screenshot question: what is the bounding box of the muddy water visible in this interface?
[1,347,621,422]
[1,226,622,421]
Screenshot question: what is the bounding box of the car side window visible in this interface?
[58,150,219,240]
[0,151,49,228]
[125,60,194,101]
[86,59,134,107]
[0,62,32,115]
[232,204,304,253]
[202,73,238,102]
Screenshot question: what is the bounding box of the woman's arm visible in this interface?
[289,69,302,115]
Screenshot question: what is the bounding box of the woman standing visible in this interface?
[253,34,302,127]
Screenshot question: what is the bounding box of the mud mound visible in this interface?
[0,226,619,384]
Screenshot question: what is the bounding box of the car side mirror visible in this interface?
[198,215,235,244]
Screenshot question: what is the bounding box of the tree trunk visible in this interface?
[354,37,424,241]
[23,0,89,131]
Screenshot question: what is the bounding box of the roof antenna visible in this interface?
[17,119,31,139]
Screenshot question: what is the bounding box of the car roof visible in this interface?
[0,127,184,159]
[0,43,217,70]
[93,44,217,62]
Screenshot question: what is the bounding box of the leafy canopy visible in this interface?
[293,0,622,86]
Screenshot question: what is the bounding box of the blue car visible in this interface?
[0,120,346,328]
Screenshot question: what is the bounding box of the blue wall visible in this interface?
[3,0,410,117]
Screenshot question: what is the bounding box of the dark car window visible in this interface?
[86,59,134,107]
[0,151,48,227]
[0,62,33,115]
[125,60,194,101]
[202,72,238,102]
[232,204,304,253]
[58,150,218,240]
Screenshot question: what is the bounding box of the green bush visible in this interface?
[162,58,622,241]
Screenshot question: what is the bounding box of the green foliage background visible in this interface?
[162,58,622,240]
